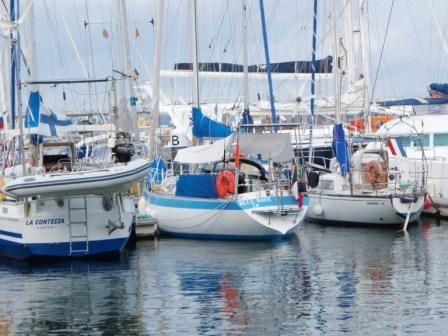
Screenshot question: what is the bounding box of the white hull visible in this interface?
[3,158,150,198]
[307,192,424,226]
[0,194,134,259]
[146,191,308,239]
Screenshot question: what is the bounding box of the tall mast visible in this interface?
[149,0,164,160]
[118,0,139,140]
[10,0,25,175]
[9,0,16,129]
[359,0,370,131]
[344,0,356,84]
[189,0,200,108]
[242,0,249,114]
[308,0,318,163]
[84,1,100,116]
[332,0,341,124]
[258,0,277,131]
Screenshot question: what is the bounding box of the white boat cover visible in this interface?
[174,133,293,163]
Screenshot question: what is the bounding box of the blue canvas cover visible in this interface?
[176,174,218,198]
[377,97,448,107]
[332,123,351,176]
[192,107,232,139]
[429,83,448,97]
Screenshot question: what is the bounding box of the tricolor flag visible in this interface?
[387,138,407,157]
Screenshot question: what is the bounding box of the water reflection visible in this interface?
[0,220,448,334]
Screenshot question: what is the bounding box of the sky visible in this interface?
[4,0,448,113]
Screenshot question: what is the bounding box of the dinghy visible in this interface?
[3,158,150,198]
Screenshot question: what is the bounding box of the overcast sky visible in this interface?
[8,0,448,111]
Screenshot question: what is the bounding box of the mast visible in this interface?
[344,0,356,84]
[149,0,164,160]
[332,0,341,124]
[9,0,16,129]
[189,0,200,108]
[118,0,140,141]
[258,0,277,131]
[10,0,25,175]
[84,1,100,117]
[359,0,370,131]
[242,0,249,115]
[308,0,318,163]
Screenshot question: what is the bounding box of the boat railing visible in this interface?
[350,165,426,195]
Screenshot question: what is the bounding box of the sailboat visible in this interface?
[145,0,308,239]
[305,0,426,227]
[0,2,150,259]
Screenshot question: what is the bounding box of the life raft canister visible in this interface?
[366,160,383,185]
[216,170,235,198]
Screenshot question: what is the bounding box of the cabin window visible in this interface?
[434,133,448,146]
[421,134,430,147]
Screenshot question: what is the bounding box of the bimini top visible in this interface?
[174,133,294,164]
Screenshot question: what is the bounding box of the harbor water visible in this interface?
[1,218,448,335]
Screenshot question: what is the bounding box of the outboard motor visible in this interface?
[112,143,135,163]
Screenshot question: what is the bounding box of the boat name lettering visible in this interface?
[26,218,65,225]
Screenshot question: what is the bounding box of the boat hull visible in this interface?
[0,195,134,260]
[307,192,424,226]
[146,191,308,239]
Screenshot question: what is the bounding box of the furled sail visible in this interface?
[332,123,351,176]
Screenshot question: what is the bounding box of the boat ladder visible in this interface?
[68,196,89,255]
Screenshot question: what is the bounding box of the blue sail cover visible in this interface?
[24,91,41,128]
[332,124,351,176]
[428,83,448,97]
[377,97,448,107]
[192,106,232,139]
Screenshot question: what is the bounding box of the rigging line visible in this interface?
[206,0,229,54]
[84,0,100,114]
[428,0,448,78]
[0,0,6,14]
[369,0,395,105]
[404,2,430,90]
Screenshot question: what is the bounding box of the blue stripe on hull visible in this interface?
[146,191,309,210]
[159,230,296,241]
[0,237,129,260]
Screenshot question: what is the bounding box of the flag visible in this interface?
[387,138,407,157]
[38,107,74,137]
[102,29,109,39]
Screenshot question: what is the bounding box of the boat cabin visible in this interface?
[39,142,76,172]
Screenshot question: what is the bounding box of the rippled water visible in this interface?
[1,219,448,335]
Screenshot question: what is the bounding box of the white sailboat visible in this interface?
[306,0,426,227]
[0,3,150,259]
[145,0,308,239]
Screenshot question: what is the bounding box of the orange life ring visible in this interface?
[216,170,235,198]
[366,160,382,184]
